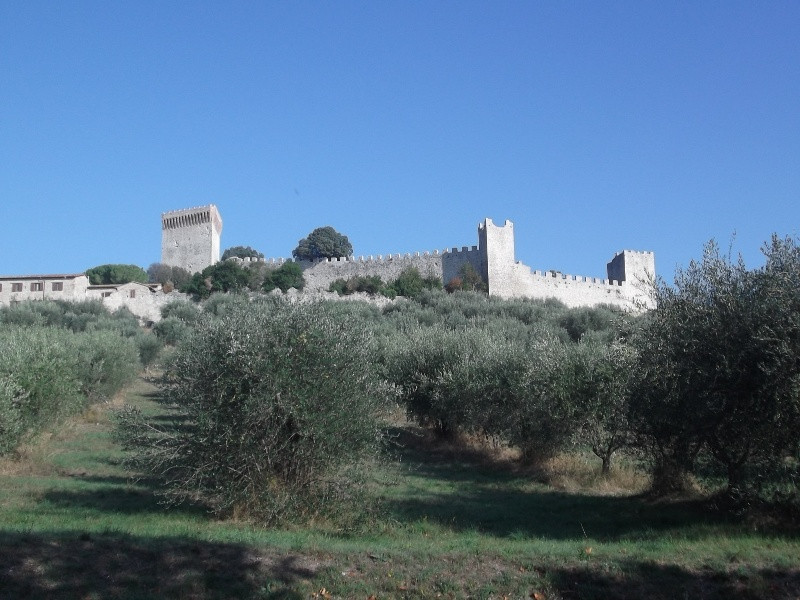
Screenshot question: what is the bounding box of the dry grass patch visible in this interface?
[542,452,650,496]
[0,433,59,477]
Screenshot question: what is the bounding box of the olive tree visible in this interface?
[116,300,388,523]
[630,237,800,496]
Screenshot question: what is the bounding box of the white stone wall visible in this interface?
[479,219,655,311]
[161,205,222,274]
[86,283,188,323]
[236,217,655,311]
[496,264,653,310]
[480,218,517,297]
[0,274,89,305]
[239,246,484,294]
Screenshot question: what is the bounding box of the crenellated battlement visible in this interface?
[162,205,223,232]
[179,208,654,311]
[239,245,482,267]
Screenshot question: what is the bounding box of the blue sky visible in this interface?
[2,1,798,281]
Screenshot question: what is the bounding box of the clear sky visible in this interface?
[2,1,798,281]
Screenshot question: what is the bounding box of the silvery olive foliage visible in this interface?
[0,301,142,454]
[630,236,800,497]
[117,299,388,524]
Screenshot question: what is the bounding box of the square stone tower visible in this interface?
[478,218,516,297]
[606,250,656,288]
[161,205,222,274]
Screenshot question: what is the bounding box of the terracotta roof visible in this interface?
[0,273,86,281]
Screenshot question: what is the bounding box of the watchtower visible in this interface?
[161,205,222,274]
[478,218,515,297]
[606,250,655,288]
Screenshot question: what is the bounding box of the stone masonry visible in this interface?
[234,216,656,311]
[161,205,222,274]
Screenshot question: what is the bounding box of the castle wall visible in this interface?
[496,264,653,310]
[161,205,222,274]
[478,218,654,310]
[235,217,655,311]
[239,246,484,293]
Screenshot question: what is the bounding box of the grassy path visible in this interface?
[1,375,799,599]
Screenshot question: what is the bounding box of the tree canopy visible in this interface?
[629,236,800,495]
[262,262,305,293]
[221,246,264,261]
[180,261,251,300]
[292,226,353,261]
[85,264,148,286]
[147,263,192,288]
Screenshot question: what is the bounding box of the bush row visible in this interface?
[0,325,140,453]
[0,300,160,453]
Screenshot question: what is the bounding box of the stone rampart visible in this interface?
[229,217,655,311]
[495,262,654,310]
[236,246,484,294]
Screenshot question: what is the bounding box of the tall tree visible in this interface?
[221,246,264,261]
[292,227,352,261]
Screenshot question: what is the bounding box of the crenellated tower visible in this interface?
[161,205,222,274]
[606,250,656,289]
[478,218,516,297]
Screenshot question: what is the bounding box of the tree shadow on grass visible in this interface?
[39,483,201,517]
[385,484,723,541]
[34,471,209,519]
[0,530,319,599]
[384,427,771,542]
[543,559,800,600]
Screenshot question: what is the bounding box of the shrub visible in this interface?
[153,316,190,346]
[445,263,487,293]
[0,325,135,453]
[262,262,305,293]
[116,300,387,523]
[0,377,26,454]
[181,261,251,299]
[329,275,387,296]
[0,327,85,435]
[386,267,441,299]
[160,300,200,324]
[133,332,163,369]
[71,331,139,401]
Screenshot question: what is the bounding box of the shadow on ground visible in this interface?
[0,531,319,600]
[543,560,800,600]
[37,471,210,517]
[383,426,783,543]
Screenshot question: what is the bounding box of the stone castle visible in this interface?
[0,204,654,320]
[160,204,655,311]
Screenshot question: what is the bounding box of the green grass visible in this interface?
[1,376,799,599]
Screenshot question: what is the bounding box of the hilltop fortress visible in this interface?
[161,205,655,311]
[0,205,655,320]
